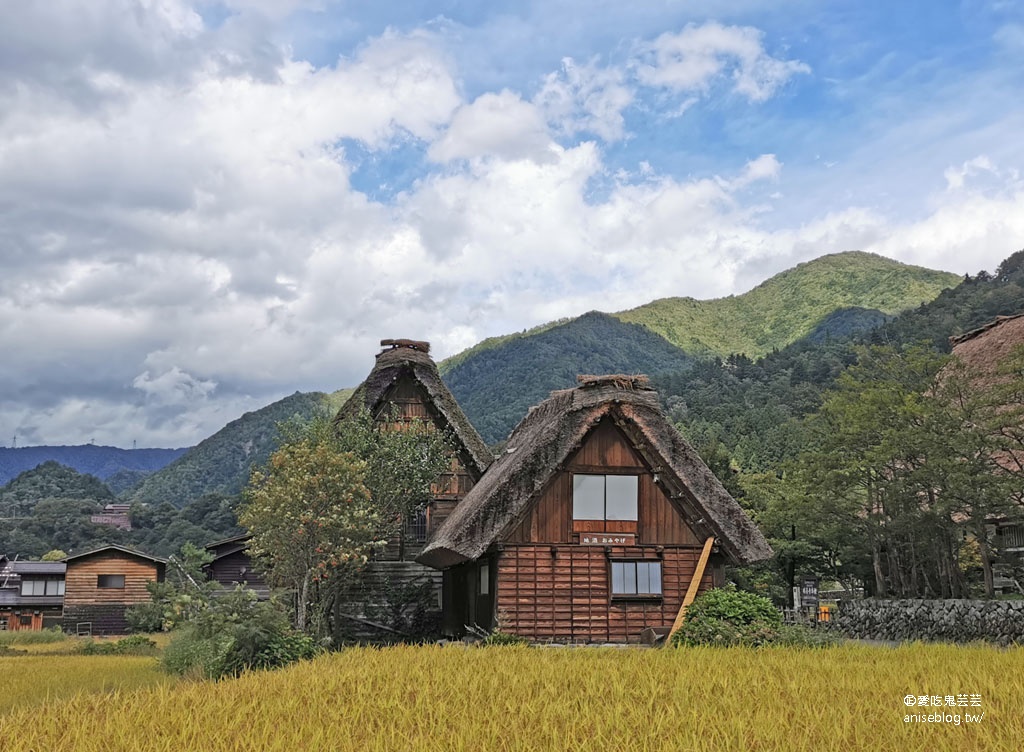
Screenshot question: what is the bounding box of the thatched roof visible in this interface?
[335,340,492,477]
[950,314,1024,368]
[419,376,772,569]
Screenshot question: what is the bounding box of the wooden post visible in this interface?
[668,537,715,640]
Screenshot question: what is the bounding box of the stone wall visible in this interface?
[833,599,1024,644]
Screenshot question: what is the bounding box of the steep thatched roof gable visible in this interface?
[419,375,772,569]
[334,341,493,477]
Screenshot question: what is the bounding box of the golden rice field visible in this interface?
[2,643,1022,751]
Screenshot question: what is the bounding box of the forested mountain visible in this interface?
[657,250,1024,474]
[444,311,694,444]
[127,389,352,508]
[440,252,959,444]
[0,461,244,558]
[0,445,186,486]
[614,251,959,357]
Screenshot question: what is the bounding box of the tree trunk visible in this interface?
[872,542,888,597]
[297,569,311,632]
[977,523,995,598]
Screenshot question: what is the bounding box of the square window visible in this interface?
[572,474,638,522]
[572,475,605,520]
[610,561,662,597]
[97,574,125,589]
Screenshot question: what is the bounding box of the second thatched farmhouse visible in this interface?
[418,375,772,643]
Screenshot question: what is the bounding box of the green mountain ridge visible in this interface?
[614,251,961,358]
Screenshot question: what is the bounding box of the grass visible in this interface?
[1,643,1021,750]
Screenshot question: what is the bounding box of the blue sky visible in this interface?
[1,0,1022,447]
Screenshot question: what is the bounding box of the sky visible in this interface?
[2,0,1023,449]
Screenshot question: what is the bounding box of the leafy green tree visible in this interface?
[331,409,456,561]
[41,549,67,561]
[241,432,381,633]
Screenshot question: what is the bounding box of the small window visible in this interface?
[20,579,43,596]
[573,474,638,522]
[610,561,662,597]
[46,580,64,596]
[19,615,33,626]
[479,563,490,596]
[97,575,125,589]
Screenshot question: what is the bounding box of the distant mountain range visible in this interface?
[0,445,187,487]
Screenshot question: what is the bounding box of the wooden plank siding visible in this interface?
[495,545,721,643]
[505,419,700,546]
[62,552,163,635]
[495,418,717,643]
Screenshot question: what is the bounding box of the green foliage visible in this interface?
[125,601,166,634]
[481,630,529,646]
[79,635,157,656]
[617,251,960,359]
[41,549,67,561]
[241,421,381,632]
[671,586,783,648]
[0,627,67,646]
[444,311,693,444]
[161,588,318,680]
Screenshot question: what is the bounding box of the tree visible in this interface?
[331,408,456,562]
[41,549,67,561]
[241,434,382,633]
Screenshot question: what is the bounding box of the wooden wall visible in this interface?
[505,419,700,546]
[62,552,163,635]
[208,550,269,596]
[495,545,721,643]
[63,553,162,607]
[490,417,718,643]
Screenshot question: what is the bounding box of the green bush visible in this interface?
[161,588,320,680]
[79,635,158,655]
[125,601,166,633]
[672,585,783,648]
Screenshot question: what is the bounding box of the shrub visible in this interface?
[0,627,67,646]
[161,588,320,680]
[672,585,783,648]
[79,636,158,656]
[125,601,166,633]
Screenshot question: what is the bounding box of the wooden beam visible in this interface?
[668,536,715,640]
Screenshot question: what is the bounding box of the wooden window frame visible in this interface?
[97,574,126,589]
[572,473,639,534]
[609,559,663,601]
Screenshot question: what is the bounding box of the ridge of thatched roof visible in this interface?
[950,314,1024,347]
[334,341,492,477]
[418,378,772,569]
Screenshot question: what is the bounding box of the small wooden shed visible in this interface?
[418,375,772,643]
[62,545,166,635]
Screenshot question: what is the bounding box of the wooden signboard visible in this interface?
[578,533,636,545]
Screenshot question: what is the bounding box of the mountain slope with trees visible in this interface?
[444,311,694,444]
[615,251,960,358]
[128,390,352,508]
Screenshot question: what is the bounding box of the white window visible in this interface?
[610,561,662,597]
[19,579,63,596]
[479,562,490,596]
[572,474,638,521]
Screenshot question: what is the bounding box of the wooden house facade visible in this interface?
[332,339,492,636]
[419,375,772,643]
[204,534,270,599]
[0,559,66,631]
[62,546,166,635]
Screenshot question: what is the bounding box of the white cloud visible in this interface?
[635,21,810,101]
[535,57,634,142]
[429,90,555,163]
